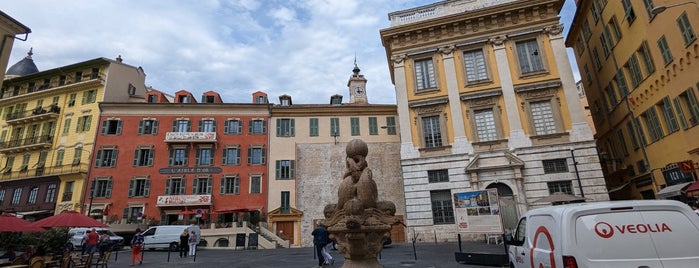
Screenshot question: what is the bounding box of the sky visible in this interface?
[2,0,579,105]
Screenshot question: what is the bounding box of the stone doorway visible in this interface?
[485,182,519,232]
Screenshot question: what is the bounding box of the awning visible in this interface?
[685,181,699,197]
[607,182,630,194]
[656,182,692,199]
[15,210,52,217]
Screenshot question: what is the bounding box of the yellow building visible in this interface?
[566,0,699,200]
[381,0,607,241]
[267,65,405,247]
[0,55,148,219]
[0,10,31,84]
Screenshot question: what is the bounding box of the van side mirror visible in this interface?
[503,234,523,246]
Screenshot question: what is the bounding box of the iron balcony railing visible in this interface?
[0,135,53,152]
[0,163,88,181]
[5,105,61,123]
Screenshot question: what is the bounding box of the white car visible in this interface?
[67,227,125,251]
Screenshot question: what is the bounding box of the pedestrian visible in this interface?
[322,236,335,265]
[85,228,100,254]
[311,223,329,267]
[130,228,144,266]
[80,232,88,255]
[98,231,111,256]
[179,228,189,258]
[187,230,198,257]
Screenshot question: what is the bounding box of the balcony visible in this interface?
[0,163,88,181]
[1,74,102,100]
[0,135,53,154]
[165,132,217,143]
[5,105,61,125]
[388,0,513,26]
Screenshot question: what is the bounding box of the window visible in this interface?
[133,147,154,167]
[606,18,621,45]
[195,147,213,166]
[615,70,629,97]
[172,120,191,132]
[93,178,112,198]
[147,94,158,103]
[386,117,397,135]
[54,150,64,167]
[169,148,188,166]
[95,148,118,167]
[414,58,437,90]
[62,181,74,201]
[63,118,71,135]
[638,41,655,76]
[128,177,150,197]
[582,20,592,41]
[626,55,644,88]
[59,76,67,86]
[530,101,558,135]
[128,84,137,95]
[309,118,319,136]
[515,39,544,74]
[276,119,295,137]
[422,115,443,148]
[45,183,56,203]
[68,93,76,107]
[543,159,568,173]
[125,207,144,224]
[590,1,600,22]
[463,48,489,83]
[430,190,454,224]
[74,71,82,83]
[250,175,262,194]
[350,117,360,136]
[657,36,673,65]
[427,169,449,183]
[2,155,13,173]
[592,48,602,70]
[11,188,21,205]
[20,154,29,172]
[584,64,592,84]
[220,176,240,194]
[547,181,573,194]
[600,34,611,57]
[642,107,664,142]
[678,12,696,45]
[281,191,290,213]
[199,119,216,132]
[635,117,648,146]
[637,160,648,173]
[223,146,241,165]
[622,0,636,24]
[676,88,699,127]
[605,83,618,107]
[276,160,295,180]
[659,97,679,133]
[72,147,83,166]
[101,119,122,135]
[82,90,97,104]
[247,146,266,165]
[368,117,378,135]
[617,130,629,155]
[642,0,655,18]
[255,95,267,104]
[76,115,92,133]
[575,37,585,55]
[202,95,216,103]
[330,118,340,137]
[192,177,212,194]
[224,119,242,134]
[626,121,640,149]
[164,177,185,195]
[249,119,266,134]
[474,108,499,142]
[138,119,158,135]
[27,187,38,204]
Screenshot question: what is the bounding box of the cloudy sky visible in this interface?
[2,0,579,105]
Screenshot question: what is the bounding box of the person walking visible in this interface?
[130,228,144,266]
[85,228,100,254]
[311,223,329,267]
[179,228,189,258]
[187,230,198,257]
[322,236,335,265]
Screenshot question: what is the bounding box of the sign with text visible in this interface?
[662,163,696,186]
[156,194,212,206]
[159,167,222,174]
[453,189,503,234]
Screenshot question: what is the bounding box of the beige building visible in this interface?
[0,55,148,218]
[381,0,607,242]
[0,10,31,83]
[267,65,405,246]
[566,0,699,200]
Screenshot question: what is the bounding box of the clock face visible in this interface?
[354,86,365,96]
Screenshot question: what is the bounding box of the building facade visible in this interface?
[0,56,147,219]
[92,90,270,226]
[566,0,699,200]
[381,0,608,242]
[0,10,31,84]
[267,65,405,247]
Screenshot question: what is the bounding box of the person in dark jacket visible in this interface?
[179,228,189,257]
[311,224,330,267]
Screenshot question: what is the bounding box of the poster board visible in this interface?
[453,189,503,234]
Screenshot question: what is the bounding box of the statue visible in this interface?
[324,139,399,268]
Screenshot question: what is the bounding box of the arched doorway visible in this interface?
[486,183,518,232]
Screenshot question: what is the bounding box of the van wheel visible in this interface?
[170,242,179,252]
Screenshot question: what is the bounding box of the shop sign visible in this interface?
[662,163,695,186]
[159,167,222,174]
[157,194,212,206]
[679,160,694,173]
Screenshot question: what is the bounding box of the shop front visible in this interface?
[156,194,212,226]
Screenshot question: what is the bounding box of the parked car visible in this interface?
[141,225,201,251]
[67,227,125,251]
[505,200,699,268]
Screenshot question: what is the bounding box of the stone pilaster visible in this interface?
[391,54,420,158]
[439,45,473,154]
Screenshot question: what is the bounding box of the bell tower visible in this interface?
[348,59,368,104]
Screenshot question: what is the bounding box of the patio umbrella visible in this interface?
[30,210,108,228]
[532,192,588,204]
[0,214,45,232]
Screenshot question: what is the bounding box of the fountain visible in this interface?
[323,139,400,268]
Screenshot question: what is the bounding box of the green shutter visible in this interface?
[123,207,129,219]
[138,120,144,134]
[172,120,177,131]
[222,148,228,164]
[144,179,150,197]
[101,120,108,134]
[674,97,688,129]
[248,120,253,133]
[198,120,203,132]
[95,150,103,167]
[290,119,295,136]
[110,149,118,166]
[247,148,252,164]
[192,178,198,194]
[165,179,171,194]
[206,178,212,194]
[275,160,280,179]
[195,149,201,165]
[116,121,123,134]
[276,119,281,136]
[128,179,134,197]
[220,177,225,194]
[290,160,295,179]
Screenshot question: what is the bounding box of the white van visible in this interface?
[67,227,125,251]
[141,225,200,251]
[505,200,699,268]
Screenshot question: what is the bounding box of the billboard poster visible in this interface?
[453,189,503,234]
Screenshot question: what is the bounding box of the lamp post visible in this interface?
[570,149,584,198]
[651,1,699,16]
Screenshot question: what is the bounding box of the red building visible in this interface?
[88,90,270,226]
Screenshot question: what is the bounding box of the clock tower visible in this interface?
[348,61,368,104]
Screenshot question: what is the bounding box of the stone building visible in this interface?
[380,0,608,242]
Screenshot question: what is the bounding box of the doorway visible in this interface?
[486,183,519,232]
[276,221,295,245]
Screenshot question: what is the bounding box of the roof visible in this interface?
[0,10,31,34]
[6,49,38,76]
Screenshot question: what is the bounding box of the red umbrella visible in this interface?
[30,210,108,228]
[0,214,45,232]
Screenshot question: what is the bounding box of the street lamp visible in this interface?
[651,1,699,16]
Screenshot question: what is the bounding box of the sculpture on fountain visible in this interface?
[323,139,400,268]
